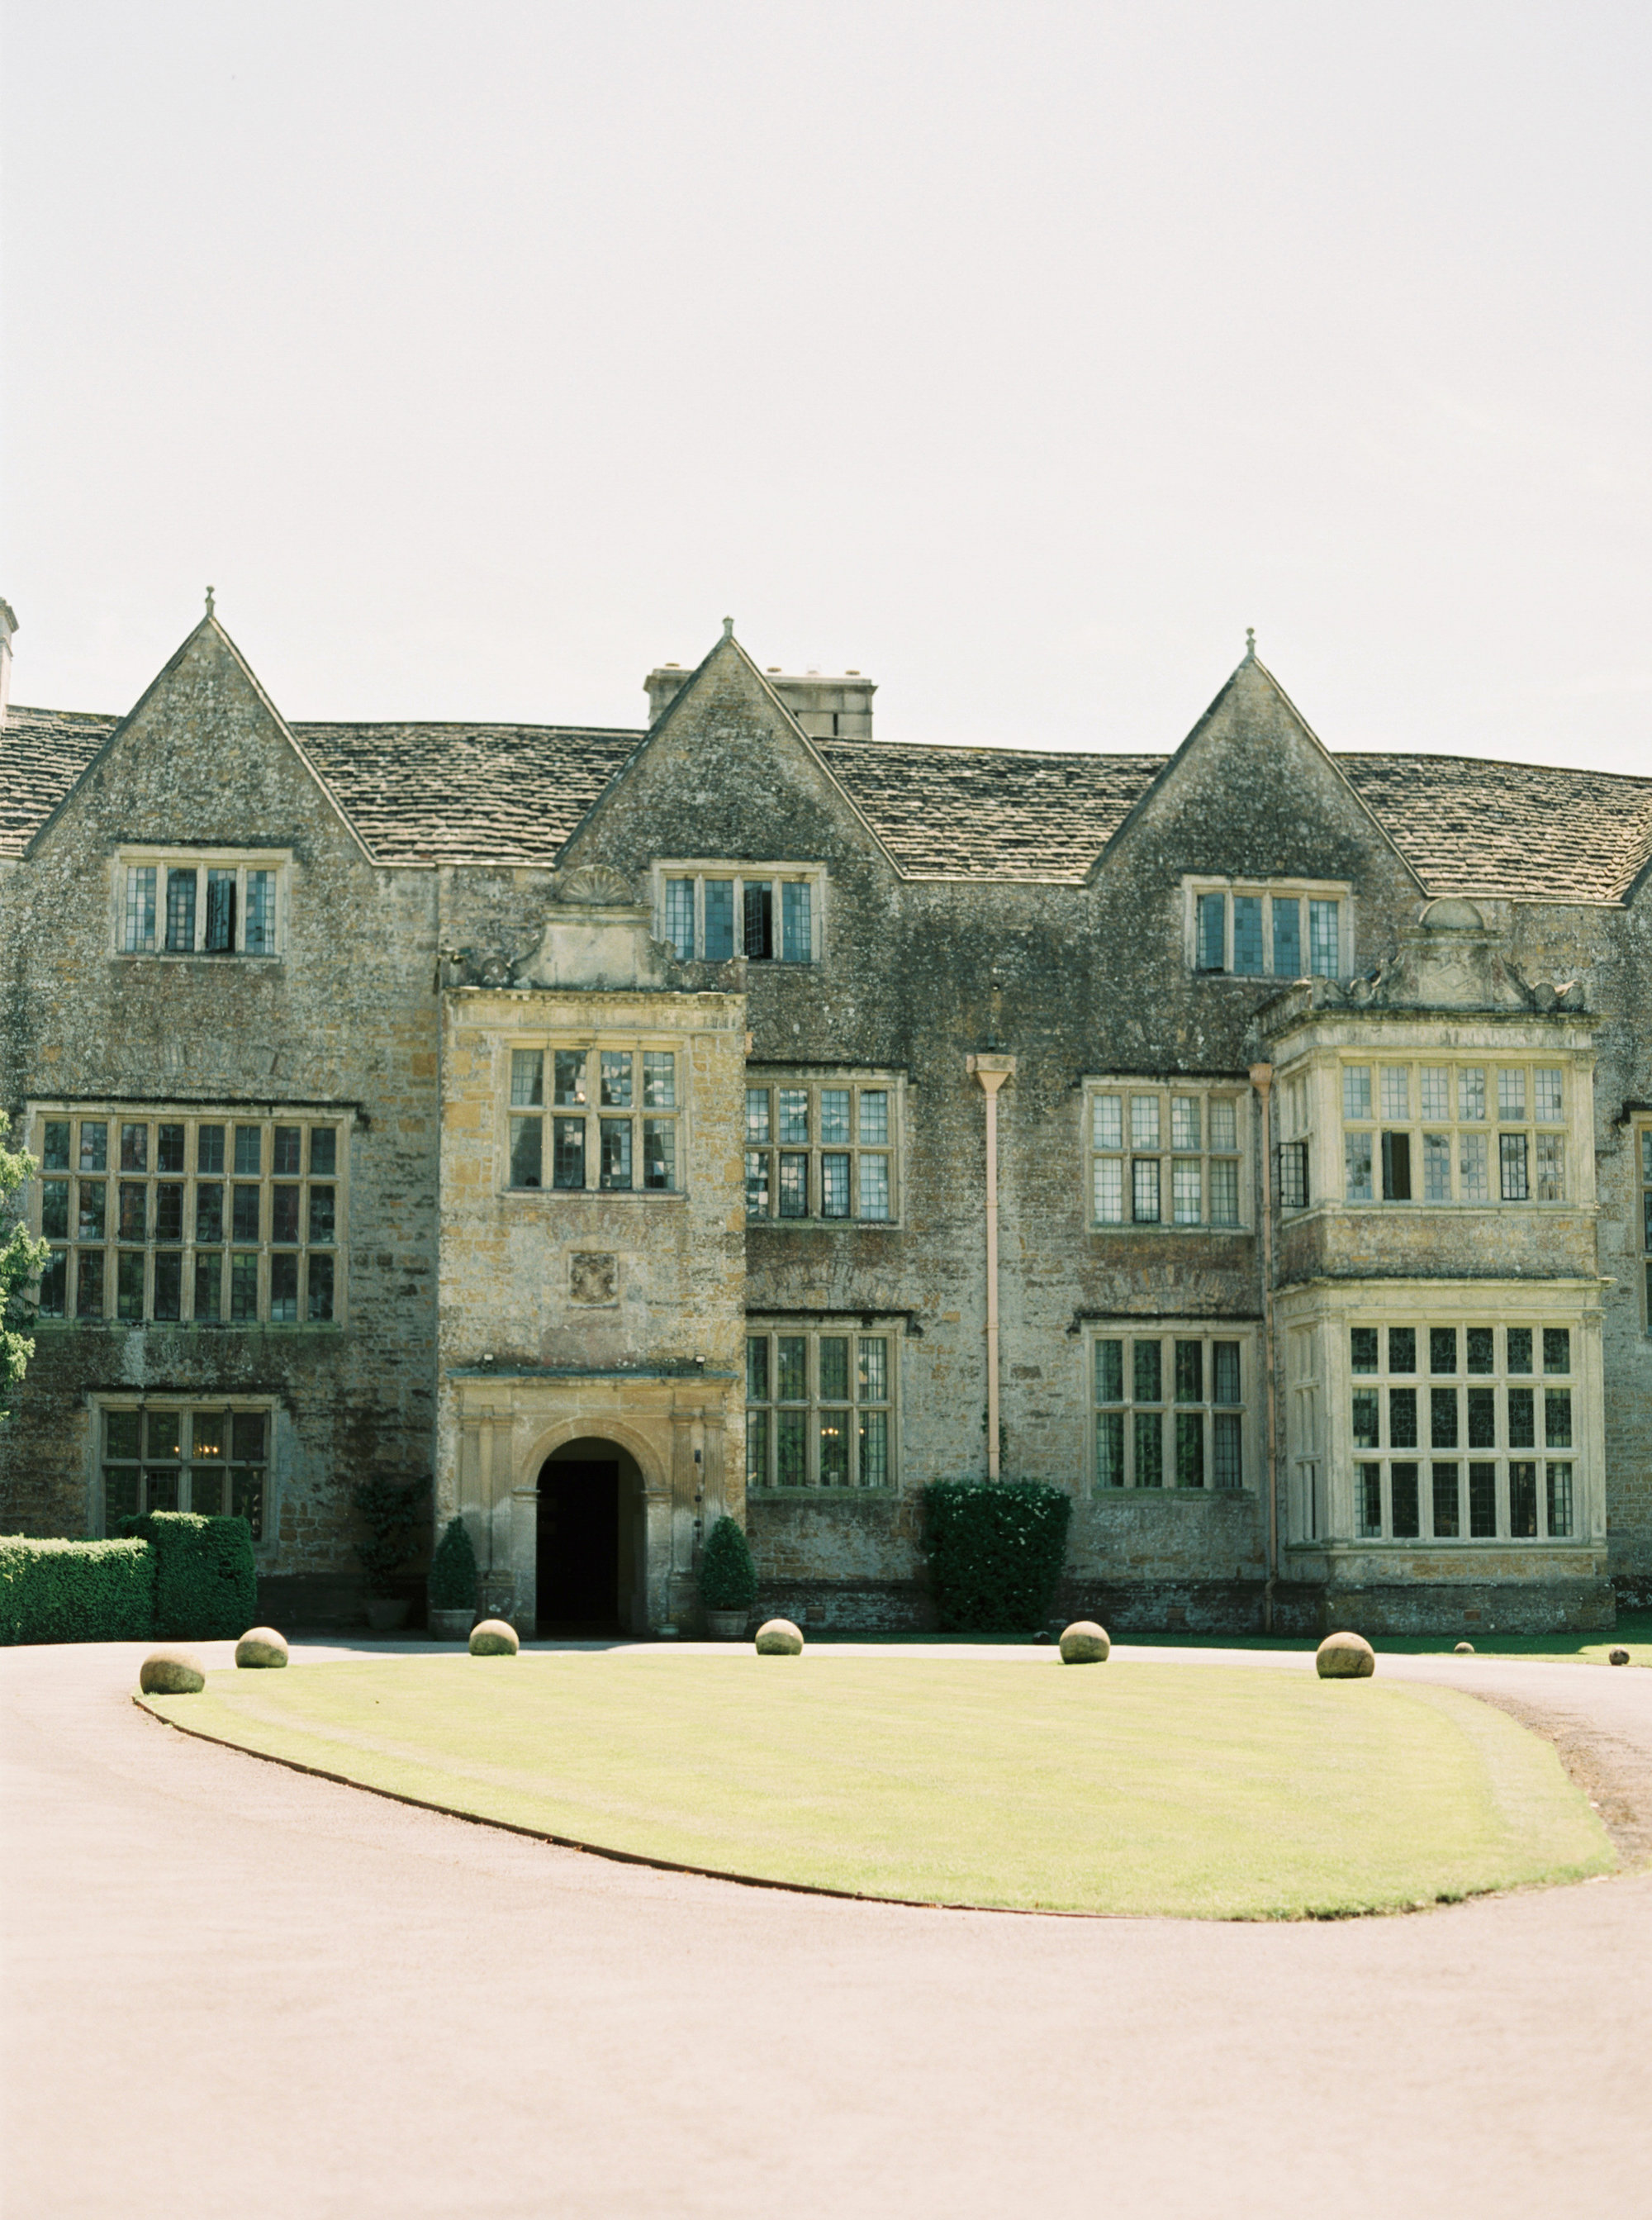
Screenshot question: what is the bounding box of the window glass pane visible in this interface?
[1133,1339,1161,1403]
[1469,1462,1497,1537]
[1431,1388,1458,1448]
[1196,891,1225,970]
[272,1186,301,1243]
[1459,1067,1486,1120]
[269,1253,299,1323]
[1419,1067,1450,1120]
[745,1088,771,1143]
[1430,1326,1457,1374]
[230,1254,259,1320]
[1432,1463,1460,1538]
[1096,1409,1124,1486]
[309,1186,335,1243]
[664,879,695,958]
[1093,1158,1123,1222]
[78,1181,107,1239]
[192,1251,221,1321]
[196,1183,224,1243]
[1092,1094,1123,1149]
[1422,1133,1451,1200]
[1345,1131,1373,1202]
[232,1412,267,1463]
[75,1249,105,1317]
[124,866,156,952]
[307,1253,335,1322]
[1509,1460,1538,1537]
[1175,1410,1204,1486]
[510,1050,544,1106]
[1498,1068,1526,1120]
[42,1121,71,1171]
[1465,1386,1495,1448]
[819,1337,849,1402]
[858,1091,888,1145]
[858,1156,890,1220]
[106,1409,142,1460]
[118,1183,147,1240]
[1379,1067,1410,1120]
[857,1338,888,1401]
[232,1186,261,1242]
[553,1051,587,1106]
[858,1409,888,1488]
[1543,1327,1570,1375]
[1094,1339,1123,1403]
[233,1125,261,1176]
[1499,1133,1529,1200]
[146,1409,181,1461]
[819,1090,851,1144]
[744,1151,770,1217]
[244,871,276,954]
[40,1182,69,1239]
[743,881,774,959]
[1536,1134,1565,1200]
[192,1468,224,1518]
[820,1154,850,1217]
[643,1121,676,1191]
[1352,1392,1379,1448]
[120,1122,148,1172]
[1352,1327,1377,1375]
[205,868,236,952]
[1507,1326,1532,1373]
[776,1337,808,1401]
[1170,1097,1200,1151]
[643,1053,676,1108]
[197,1124,225,1174]
[1213,1411,1242,1487]
[1391,1462,1420,1537]
[165,868,197,951]
[1133,1409,1163,1486]
[1545,1390,1572,1448]
[704,879,734,960]
[79,1121,108,1172]
[1174,1341,1203,1403]
[1466,1326,1495,1374]
[145,1469,180,1512]
[1212,1343,1241,1404]
[1208,1153,1237,1223]
[1132,1158,1161,1222]
[1357,1462,1383,1536]
[777,1091,809,1145]
[1389,1387,1417,1448]
[599,1119,633,1190]
[1381,1131,1412,1200]
[778,1154,808,1217]
[1232,896,1263,975]
[781,881,812,963]
[745,1408,770,1489]
[1459,1132,1488,1200]
[1270,896,1301,977]
[1308,900,1339,977]
[230,1469,263,1538]
[1507,1386,1535,1448]
[1171,1160,1202,1224]
[600,1052,632,1108]
[154,1177,183,1239]
[270,1126,301,1176]
[116,1250,145,1319]
[776,1410,807,1486]
[1129,1096,1160,1149]
[1546,1464,1573,1538]
[552,1118,586,1189]
[1342,1067,1371,1120]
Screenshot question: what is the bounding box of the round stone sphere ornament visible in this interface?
[139,1648,206,1695]
[1454,1641,1475,1656]
[1609,1647,1631,1666]
[235,1627,289,1669]
[754,1618,804,1656]
[1316,1631,1376,1679]
[469,1619,520,1657]
[1058,1621,1110,1664]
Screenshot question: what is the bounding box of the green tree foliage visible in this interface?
[698,1515,759,1610]
[0,1112,49,1426]
[428,1515,479,1610]
[919,1480,1074,1632]
[0,1538,155,1644]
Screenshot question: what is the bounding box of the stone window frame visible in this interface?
[1182,876,1351,982]
[27,1102,348,1329]
[1084,1077,1250,1234]
[743,1068,903,1227]
[1338,1055,1569,1207]
[652,859,826,964]
[743,1320,899,1492]
[503,1037,687,1198]
[112,846,291,960]
[1341,1319,1579,1543]
[1087,1322,1256,1495]
[93,1394,277,1542]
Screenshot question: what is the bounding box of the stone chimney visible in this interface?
[0,600,16,730]
[645,659,876,738]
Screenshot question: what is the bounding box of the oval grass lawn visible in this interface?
[138,1652,1613,1918]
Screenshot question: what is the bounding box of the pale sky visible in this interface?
[2,1,1648,775]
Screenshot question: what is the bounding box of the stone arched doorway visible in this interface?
[536,1437,648,1635]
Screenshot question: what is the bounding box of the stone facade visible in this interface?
[2,604,1650,1633]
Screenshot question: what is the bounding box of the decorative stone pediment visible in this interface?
[554,863,636,906]
[1315,900,1586,1014]
[513,893,672,990]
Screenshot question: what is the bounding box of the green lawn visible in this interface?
[140,1652,1612,1918]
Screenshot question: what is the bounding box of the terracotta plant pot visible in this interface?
[428,1607,474,1641]
[705,1608,750,1641]
[365,1596,411,1633]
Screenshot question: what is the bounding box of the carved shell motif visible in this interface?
[554,864,637,906]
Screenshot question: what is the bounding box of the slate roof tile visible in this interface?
[4,704,1650,902]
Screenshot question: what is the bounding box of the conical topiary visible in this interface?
[699,1516,758,1611]
[428,1515,479,1612]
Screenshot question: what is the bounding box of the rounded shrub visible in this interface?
[469,1618,519,1657]
[754,1618,803,1656]
[1059,1620,1109,1664]
[139,1647,206,1695]
[428,1517,479,1613]
[699,1516,758,1612]
[235,1626,289,1668]
[1316,1630,1376,1679]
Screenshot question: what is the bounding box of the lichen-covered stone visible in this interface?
[1609,1647,1631,1666]
[1316,1631,1376,1679]
[139,1648,206,1695]
[754,1618,804,1656]
[235,1627,289,1668]
[469,1617,520,1656]
[1059,1620,1110,1664]
[1454,1641,1475,1655]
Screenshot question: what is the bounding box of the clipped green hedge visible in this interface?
[117,1512,258,1640]
[699,1515,759,1610]
[919,1480,1074,1633]
[0,1537,156,1645]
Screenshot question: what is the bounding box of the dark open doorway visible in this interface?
[536,1453,623,1635]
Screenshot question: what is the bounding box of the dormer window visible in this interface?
[1184,878,1348,979]
[653,863,823,963]
[116,849,287,958]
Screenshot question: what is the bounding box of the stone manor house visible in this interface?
[2,598,1650,1634]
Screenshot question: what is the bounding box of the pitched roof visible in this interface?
[4,701,1650,900]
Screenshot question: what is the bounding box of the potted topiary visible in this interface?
[352,1476,430,1632]
[699,1514,758,1639]
[427,1514,479,1639]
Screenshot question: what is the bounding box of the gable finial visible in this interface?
[206,586,216,619]
[722,615,734,639]
[1245,625,1256,660]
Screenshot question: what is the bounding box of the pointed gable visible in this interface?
[24,613,370,865]
[552,627,897,882]
[1094,653,1424,891]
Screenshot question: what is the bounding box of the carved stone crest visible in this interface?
[554,864,635,906]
